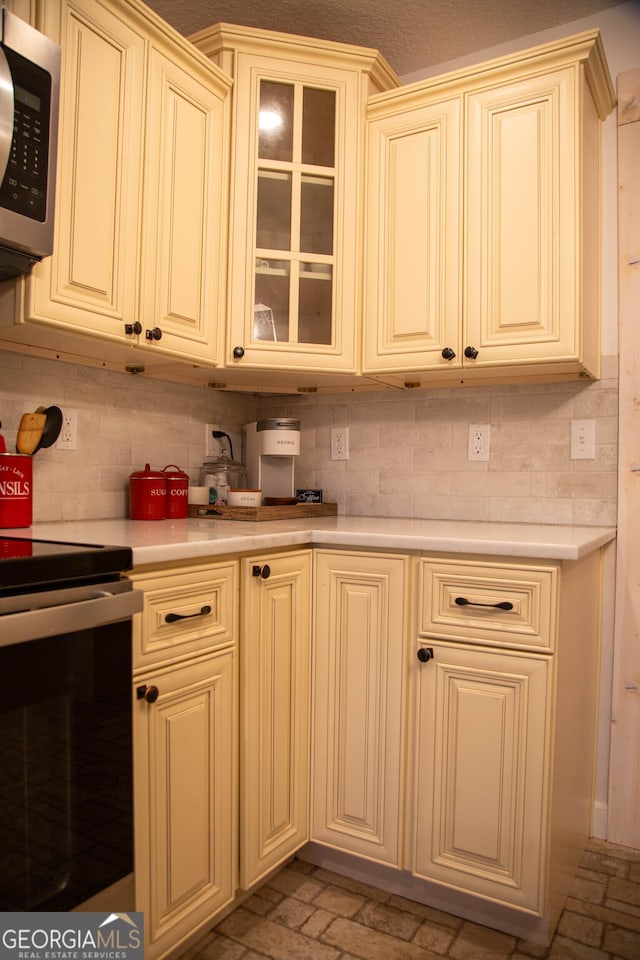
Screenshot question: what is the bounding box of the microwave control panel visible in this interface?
[0,46,51,222]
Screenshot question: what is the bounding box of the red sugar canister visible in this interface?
[162,464,189,519]
[0,453,33,528]
[129,463,167,520]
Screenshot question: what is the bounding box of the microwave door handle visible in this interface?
[0,45,13,184]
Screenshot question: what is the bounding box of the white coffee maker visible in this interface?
[244,419,300,500]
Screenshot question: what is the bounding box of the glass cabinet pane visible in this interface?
[253,80,337,349]
[299,267,333,344]
[300,176,334,255]
[256,171,292,250]
[302,88,336,167]
[259,82,294,162]
[255,260,290,342]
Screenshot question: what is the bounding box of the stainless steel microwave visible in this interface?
[0,7,60,279]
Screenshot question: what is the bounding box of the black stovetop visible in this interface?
[0,536,133,594]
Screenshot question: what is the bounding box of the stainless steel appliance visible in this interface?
[0,536,142,911]
[0,8,60,278]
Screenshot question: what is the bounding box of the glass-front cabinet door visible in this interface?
[192,26,399,376]
[254,80,336,349]
[228,54,358,373]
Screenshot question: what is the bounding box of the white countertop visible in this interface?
[4,516,616,566]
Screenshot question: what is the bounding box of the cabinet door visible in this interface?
[364,96,461,374]
[28,0,145,338]
[312,551,408,866]
[134,650,236,959]
[241,551,311,888]
[138,43,229,364]
[411,640,550,913]
[4,0,36,24]
[464,67,580,367]
[227,56,361,372]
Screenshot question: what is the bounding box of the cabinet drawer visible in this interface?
[418,558,558,651]
[132,561,237,669]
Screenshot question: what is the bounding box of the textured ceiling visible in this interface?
[144,0,627,75]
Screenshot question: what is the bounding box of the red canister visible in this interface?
[162,464,189,519]
[0,453,33,528]
[129,463,167,520]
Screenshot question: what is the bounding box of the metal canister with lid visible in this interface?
[162,464,189,518]
[129,463,167,520]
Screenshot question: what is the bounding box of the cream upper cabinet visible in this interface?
[311,550,409,867]
[240,549,312,888]
[0,0,231,371]
[30,0,145,336]
[364,95,461,374]
[364,30,616,386]
[3,0,37,24]
[192,24,397,376]
[136,38,229,363]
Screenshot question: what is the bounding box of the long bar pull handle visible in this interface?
[454,597,514,611]
[165,604,212,623]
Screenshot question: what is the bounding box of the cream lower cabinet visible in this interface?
[412,640,550,911]
[311,549,409,867]
[306,548,603,945]
[364,30,616,386]
[0,0,230,372]
[408,552,603,943]
[240,550,312,888]
[131,561,238,960]
[134,652,236,959]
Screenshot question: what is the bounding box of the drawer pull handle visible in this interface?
[165,604,212,623]
[417,647,434,663]
[454,597,514,611]
[252,564,271,579]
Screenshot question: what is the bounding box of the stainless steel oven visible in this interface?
[0,536,142,912]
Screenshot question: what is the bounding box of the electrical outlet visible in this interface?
[571,419,596,459]
[205,423,221,458]
[468,423,490,462]
[57,408,78,450]
[331,426,349,461]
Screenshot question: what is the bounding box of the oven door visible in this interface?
[0,582,141,911]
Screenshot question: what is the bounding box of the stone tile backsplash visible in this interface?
[0,350,618,526]
[262,354,619,528]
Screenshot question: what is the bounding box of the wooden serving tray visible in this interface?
[189,502,337,521]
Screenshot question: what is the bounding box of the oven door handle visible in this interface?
[0,584,143,647]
